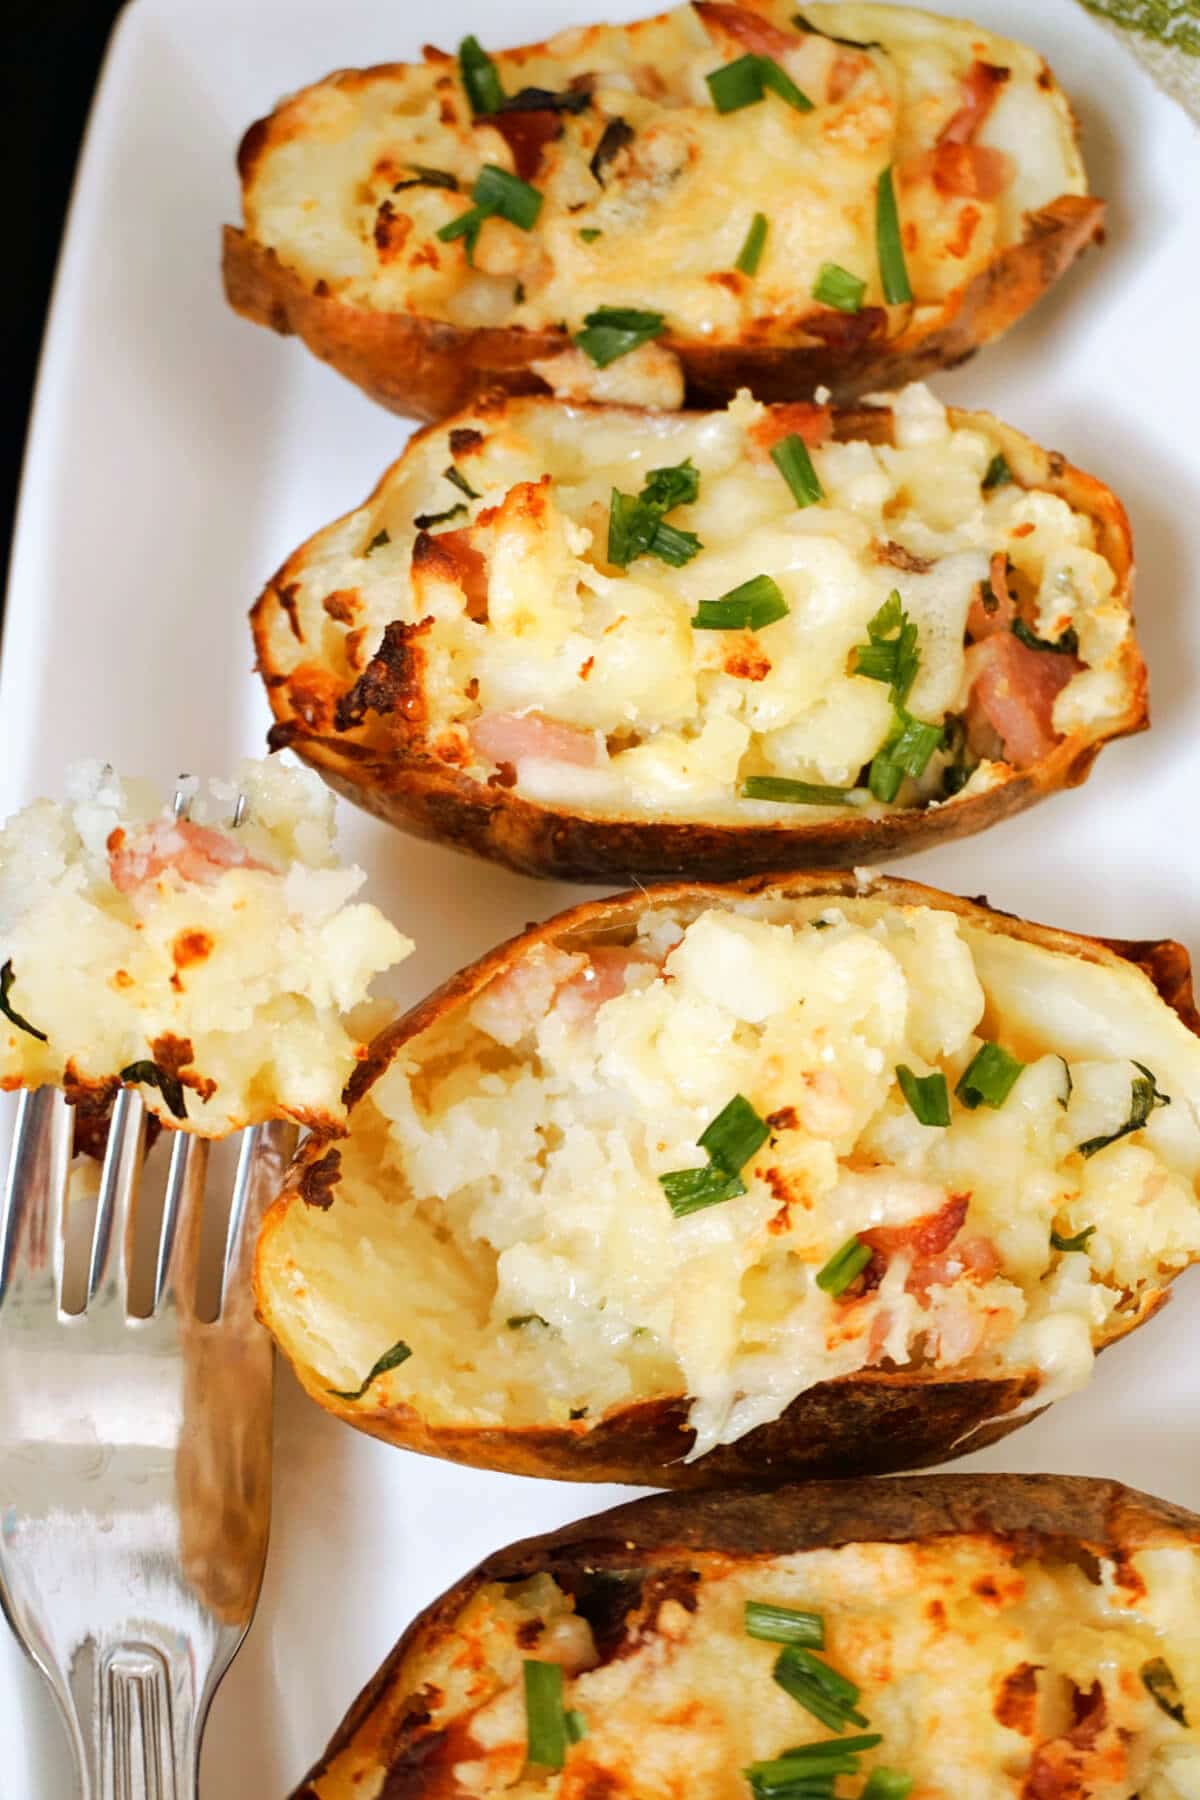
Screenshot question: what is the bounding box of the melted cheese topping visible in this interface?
[243,2,1085,344]
[307,1537,1200,1800]
[264,895,1200,1455]
[269,385,1133,824]
[0,758,411,1135]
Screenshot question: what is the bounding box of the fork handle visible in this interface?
[68,1640,202,1800]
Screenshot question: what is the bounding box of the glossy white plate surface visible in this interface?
[1,0,1197,1789]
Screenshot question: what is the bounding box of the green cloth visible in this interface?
[1077,0,1200,121]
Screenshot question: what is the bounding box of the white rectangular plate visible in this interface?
[2,0,1198,1790]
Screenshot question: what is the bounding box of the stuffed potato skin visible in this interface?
[256,873,1198,1487]
[225,2,1103,418]
[291,1474,1200,1799]
[254,396,1143,884]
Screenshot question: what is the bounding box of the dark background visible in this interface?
[3,2,127,616]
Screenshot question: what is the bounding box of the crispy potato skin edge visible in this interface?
[255,873,1192,1487]
[251,400,1145,884]
[289,1473,1200,1799]
[223,195,1104,418]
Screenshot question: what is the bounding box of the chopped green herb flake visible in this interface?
[770,433,823,507]
[700,1093,770,1173]
[579,227,603,242]
[1051,1224,1095,1254]
[896,1064,950,1127]
[0,960,47,1043]
[564,1710,588,1744]
[1077,1061,1170,1158]
[791,13,881,48]
[1011,617,1080,656]
[499,85,592,116]
[868,708,943,802]
[459,34,505,116]
[575,305,665,368]
[736,212,769,275]
[1058,1056,1073,1111]
[852,589,919,705]
[1142,1657,1189,1727]
[862,1770,915,1800]
[590,116,634,185]
[609,458,702,567]
[660,1163,747,1217]
[816,1236,872,1297]
[444,465,480,501]
[707,53,813,113]
[744,1602,825,1648]
[523,1660,568,1769]
[506,1313,549,1328]
[875,164,912,304]
[643,458,700,511]
[742,777,855,806]
[435,204,486,258]
[413,503,467,531]
[118,1059,187,1121]
[365,529,391,554]
[393,166,460,193]
[472,162,543,229]
[692,574,788,631]
[983,452,1014,490]
[772,1644,870,1732]
[648,520,704,566]
[327,1338,412,1401]
[956,1042,1025,1111]
[812,261,866,312]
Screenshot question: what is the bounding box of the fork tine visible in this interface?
[0,1088,72,1306]
[154,1128,208,1313]
[218,1120,296,1325]
[86,1087,147,1306]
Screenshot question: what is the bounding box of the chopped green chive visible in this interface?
[1050,1225,1095,1254]
[692,574,788,631]
[770,433,824,507]
[608,459,702,568]
[1142,1657,1189,1727]
[564,1709,589,1744]
[772,1645,870,1732]
[1058,1055,1073,1111]
[523,1660,569,1769]
[862,1771,915,1800]
[436,204,486,258]
[393,165,460,193]
[816,1236,872,1297]
[1011,618,1079,656]
[875,164,912,304]
[506,1313,549,1328]
[745,1736,883,1800]
[0,960,47,1043]
[459,34,505,116]
[741,776,856,805]
[852,590,919,706]
[365,528,391,554]
[472,162,543,229]
[983,452,1014,490]
[327,1338,412,1402]
[955,1042,1025,1111]
[867,708,944,803]
[812,262,866,312]
[744,1602,825,1647]
[444,465,480,501]
[575,305,665,367]
[661,1164,747,1217]
[660,1093,768,1217]
[707,53,813,113]
[413,502,468,531]
[736,212,769,276]
[1077,1061,1170,1159]
[118,1059,187,1121]
[700,1093,770,1173]
[896,1065,950,1127]
[579,226,603,242]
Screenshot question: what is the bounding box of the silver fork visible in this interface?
[0,1085,295,1798]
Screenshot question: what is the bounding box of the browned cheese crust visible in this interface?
[256,874,1193,1486]
[289,1473,1200,1797]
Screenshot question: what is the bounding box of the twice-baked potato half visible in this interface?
[225,2,1103,418]
[256,874,1200,1486]
[0,757,410,1137]
[256,385,1143,883]
[292,1474,1200,1800]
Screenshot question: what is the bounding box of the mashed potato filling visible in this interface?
[343,1538,1200,1800]
[270,896,1200,1454]
[0,758,411,1135]
[272,385,1135,824]
[243,3,1084,345]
